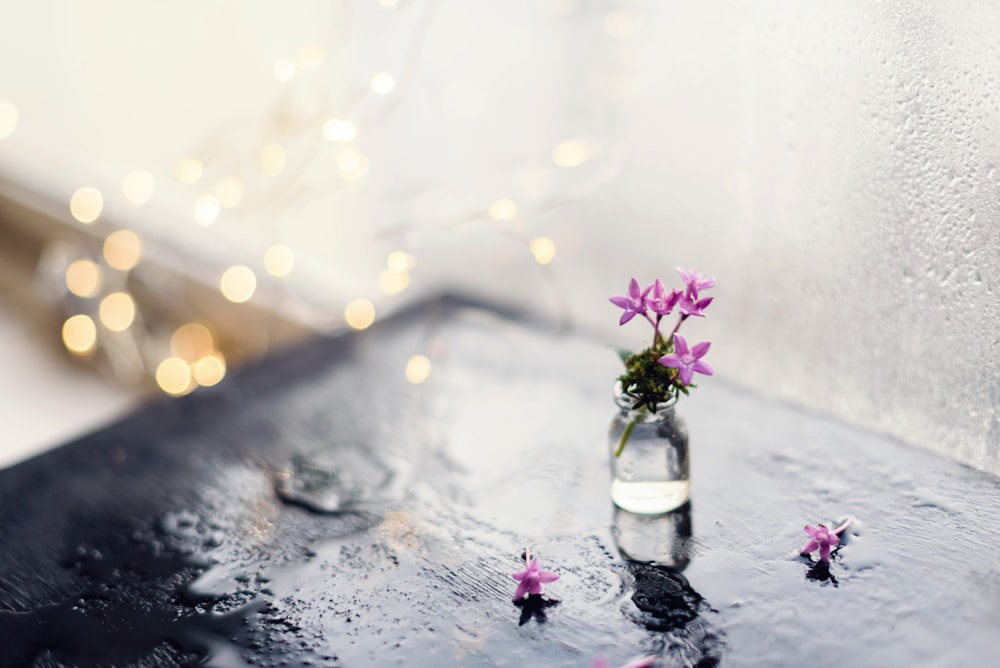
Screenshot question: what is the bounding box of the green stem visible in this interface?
[614,408,645,458]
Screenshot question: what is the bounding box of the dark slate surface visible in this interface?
[1,297,998,667]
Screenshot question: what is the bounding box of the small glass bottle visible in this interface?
[609,384,690,514]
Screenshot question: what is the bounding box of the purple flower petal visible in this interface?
[819,543,832,563]
[691,340,711,358]
[678,366,694,386]
[800,539,819,555]
[537,570,560,584]
[608,296,631,308]
[658,353,680,369]
[692,360,713,376]
[627,277,642,300]
[512,579,531,601]
[673,334,690,356]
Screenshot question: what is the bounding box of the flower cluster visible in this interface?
[609,269,715,456]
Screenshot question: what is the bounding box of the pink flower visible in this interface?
[676,267,715,299]
[676,294,713,318]
[609,278,651,325]
[511,551,560,601]
[644,279,683,316]
[658,334,713,386]
[800,519,852,563]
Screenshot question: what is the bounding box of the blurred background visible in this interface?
[0,1,997,474]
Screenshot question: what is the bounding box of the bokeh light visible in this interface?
[273,58,296,82]
[192,353,227,387]
[103,229,142,271]
[371,72,395,95]
[220,265,257,303]
[98,292,136,332]
[216,178,243,208]
[378,269,410,295]
[322,118,358,142]
[65,259,103,297]
[0,101,17,139]
[171,323,215,362]
[605,11,639,38]
[295,44,325,70]
[530,237,557,265]
[264,244,295,278]
[337,146,369,181]
[344,298,376,329]
[488,198,518,221]
[405,354,431,384]
[62,314,97,356]
[193,194,221,226]
[261,142,286,175]
[174,158,204,184]
[121,170,155,206]
[552,139,592,167]
[155,357,193,396]
[70,187,103,224]
[386,250,412,272]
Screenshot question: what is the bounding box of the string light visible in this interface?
[220,265,257,303]
[62,315,98,356]
[263,244,295,278]
[70,187,103,224]
[65,259,103,297]
[98,292,136,332]
[0,101,19,139]
[405,354,431,384]
[103,229,142,271]
[47,6,599,397]
[121,170,155,206]
[488,198,518,221]
[344,298,376,329]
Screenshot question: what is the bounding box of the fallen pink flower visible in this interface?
[511,550,560,601]
[800,518,852,563]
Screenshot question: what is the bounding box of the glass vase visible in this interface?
[609,385,690,514]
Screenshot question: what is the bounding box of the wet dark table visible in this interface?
[2,297,999,667]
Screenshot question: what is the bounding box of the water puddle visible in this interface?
[273,442,408,515]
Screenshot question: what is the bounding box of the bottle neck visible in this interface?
[613,383,676,422]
